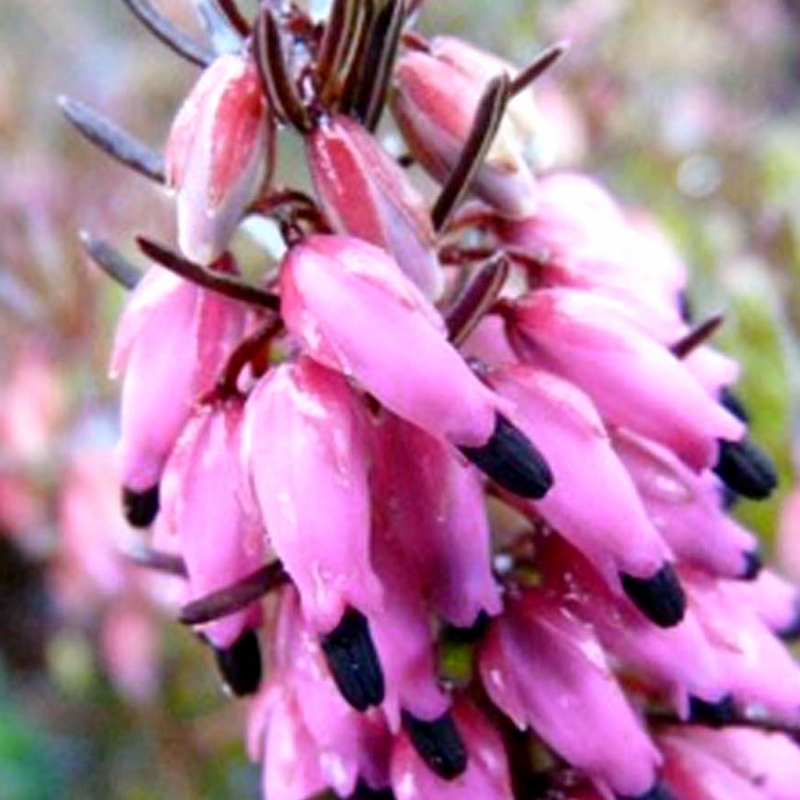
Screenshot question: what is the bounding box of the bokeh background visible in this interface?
[1,1,799,798]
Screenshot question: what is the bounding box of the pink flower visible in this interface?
[165,53,272,263]
[307,114,443,299]
[505,287,745,470]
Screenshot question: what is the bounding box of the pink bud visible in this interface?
[280,234,501,448]
[110,266,247,497]
[165,53,272,263]
[392,50,538,218]
[241,357,382,634]
[479,588,662,798]
[160,401,264,649]
[489,364,670,585]
[307,114,444,299]
[614,430,758,579]
[372,413,501,628]
[506,287,744,469]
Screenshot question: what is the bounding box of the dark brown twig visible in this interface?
[445,253,509,347]
[58,96,165,184]
[671,313,724,358]
[79,231,143,289]
[508,41,568,97]
[119,0,214,66]
[179,561,290,625]
[137,237,280,310]
[212,316,283,398]
[337,0,377,115]
[431,74,511,233]
[213,0,250,35]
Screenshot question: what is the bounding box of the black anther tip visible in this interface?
[714,439,778,501]
[777,601,800,642]
[122,484,160,528]
[617,782,677,800]
[213,628,262,696]
[621,563,686,628]
[719,388,750,424]
[348,782,395,800]
[460,413,553,499]
[401,710,468,780]
[687,693,736,727]
[740,550,762,581]
[321,608,385,712]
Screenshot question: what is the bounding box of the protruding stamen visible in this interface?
[136,237,280,310]
[122,484,160,528]
[670,313,724,359]
[58,96,166,184]
[740,549,762,581]
[617,783,677,800]
[119,0,213,66]
[508,41,568,97]
[714,439,778,500]
[620,563,686,628]
[431,74,511,232]
[79,230,143,289]
[445,253,509,347]
[253,7,313,132]
[337,0,378,116]
[719,387,750,424]
[687,694,736,727]
[401,710,468,780]
[321,608,385,712]
[179,561,289,626]
[123,544,187,577]
[348,782,395,800]
[351,0,406,130]
[212,628,262,696]
[460,412,553,499]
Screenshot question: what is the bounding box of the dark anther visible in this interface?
[687,694,736,727]
[719,388,750,424]
[460,413,553,499]
[79,231,143,290]
[122,484,160,528]
[348,782,395,800]
[59,96,166,184]
[213,628,262,696]
[670,314,723,359]
[401,710,468,780]
[777,603,800,642]
[677,291,693,323]
[719,483,740,510]
[119,0,213,66]
[714,438,778,501]
[617,783,677,800]
[443,610,491,645]
[508,41,567,97]
[740,549,762,581]
[621,563,686,628]
[321,608,385,712]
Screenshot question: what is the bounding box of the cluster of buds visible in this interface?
[65,1,800,799]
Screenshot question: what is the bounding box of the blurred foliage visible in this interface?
[1,0,799,797]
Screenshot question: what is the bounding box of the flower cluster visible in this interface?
[68,1,800,799]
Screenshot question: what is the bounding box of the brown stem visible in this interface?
[179,561,290,625]
[137,237,280,310]
[214,0,250,35]
[212,316,283,398]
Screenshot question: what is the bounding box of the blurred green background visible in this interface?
[1,1,799,798]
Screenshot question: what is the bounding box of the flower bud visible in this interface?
[165,53,272,263]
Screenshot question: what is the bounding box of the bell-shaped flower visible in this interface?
[241,357,382,635]
[505,287,744,470]
[371,412,501,628]
[391,50,538,218]
[489,365,673,593]
[307,114,444,300]
[671,725,800,800]
[110,264,247,525]
[613,430,759,579]
[165,53,272,263]
[534,536,727,716]
[479,587,663,799]
[279,234,500,449]
[684,568,800,720]
[159,400,264,652]
[658,729,771,800]
[390,700,513,800]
